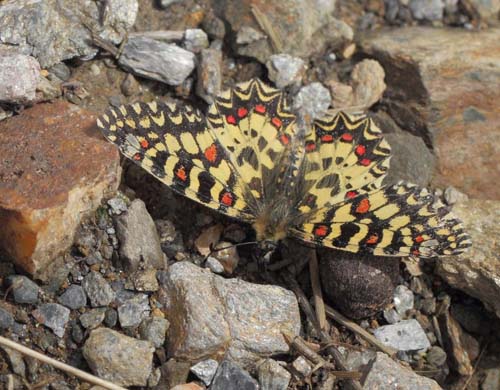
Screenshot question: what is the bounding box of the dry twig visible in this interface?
[307,249,327,331]
[250,4,284,53]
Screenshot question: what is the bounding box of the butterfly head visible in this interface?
[255,239,279,263]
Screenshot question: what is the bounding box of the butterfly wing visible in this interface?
[290,182,471,257]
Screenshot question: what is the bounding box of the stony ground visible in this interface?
[0,0,499,389]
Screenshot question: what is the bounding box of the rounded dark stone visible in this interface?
[319,249,399,319]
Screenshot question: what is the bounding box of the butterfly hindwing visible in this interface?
[97,100,253,220]
[290,182,471,257]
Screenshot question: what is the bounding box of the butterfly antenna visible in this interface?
[203,241,259,261]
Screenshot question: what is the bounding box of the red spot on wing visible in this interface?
[204,143,218,163]
[271,117,282,128]
[255,104,266,114]
[360,158,371,166]
[341,133,353,142]
[221,192,234,206]
[356,198,371,213]
[237,107,248,118]
[305,141,316,152]
[366,234,379,244]
[415,235,424,243]
[140,139,149,149]
[226,115,237,125]
[412,250,420,256]
[279,134,290,145]
[314,225,329,237]
[133,153,142,161]
[346,191,358,199]
[355,145,366,156]
[176,166,187,181]
[321,134,334,142]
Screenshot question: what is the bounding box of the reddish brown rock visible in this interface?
[360,27,500,200]
[0,101,120,276]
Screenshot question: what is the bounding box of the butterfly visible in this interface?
[97,78,470,258]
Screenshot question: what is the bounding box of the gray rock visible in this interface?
[117,293,150,328]
[6,275,40,304]
[58,284,87,309]
[205,256,225,274]
[409,0,445,20]
[164,261,301,368]
[363,352,442,389]
[420,297,436,315]
[393,285,414,317]
[115,199,165,271]
[202,10,226,40]
[383,308,401,324]
[118,37,195,86]
[107,197,128,215]
[293,82,331,120]
[468,0,500,19]
[104,308,118,328]
[211,360,259,390]
[48,63,71,82]
[0,53,40,104]
[196,48,222,104]
[236,26,267,45]
[184,29,209,53]
[139,317,169,348]
[32,303,70,337]
[79,308,106,329]
[131,269,159,292]
[426,346,447,367]
[266,54,306,89]
[443,186,468,205]
[0,307,15,329]
[83,328,154,387]
[190,359,219,386]
[291,356,312,377]
[0,0,138,68]
[373,319,431,352]
[258,359,291,390]
[0,346,26,377]
[82,271,116,307]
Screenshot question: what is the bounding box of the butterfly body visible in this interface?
[97,79,470,258]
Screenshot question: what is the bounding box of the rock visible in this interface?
[218,0,350,63]
[293,82,331,121]
[409,0,445,20]
[156,359,191,389]
[482,368,500,390]
[0,0,138,68]
[104,308,118,328]
[257,359,291,390]
[363,352,442,389]
[202,10,226,40]
[115,199,165,271]
[383,308,401,324]
[32,303,70,337]
[266,54,306,89]
[117,293,150,328]
[319,250,399,319]
[121,73,141,97]
[360,28,500,199]
[436,199,500,318]
[327,80,354,109]
[107,197,128,215]
[1,346,26,377]
[350,59,386,109]
[79,308,106,330]
[196,48,222,104]
[212,241,240,274]
[0,101,120,276]
[139,317,169,348]
[0,307,15,329]
[170,384,204,390]
[48,63,71,82]
[291,356,312,377]
[163,262,300,368]
[82,271,116,307]
[194,224,223,256]
[5,275,40,304]
[184,29,209,53]
[83,328,154,387]
[118,37,195,86]
[58,285,87,310]
[373,319,431,352]
[210,360,259,390]
[190,359,219,386]
[468,0,500,19]
[393,285,414,317]
[0,53,40,104]
[205,256,225,274]
[36,75,61,101]
[132,269,159,292]
[426,346,447,367]
[443,186,468,205]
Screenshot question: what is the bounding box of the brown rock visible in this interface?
[360,27,500,199]
[0,101,120,276]
[319,249,399,319]
[351,59,386,109]
[436,199,500,318]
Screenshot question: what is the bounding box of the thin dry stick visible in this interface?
[129,30,184,41]
[460,342,488,390]
[282,273,364,390]
[250,4,284,53]
[0,336,127,390]
[308,249,327,331]
[282,330,362,380]
[323,304,397,357]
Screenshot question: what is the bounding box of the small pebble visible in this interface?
[184,29,209,53]
[121,73,140,96]
[258,359,291,390]
[293,83,331,120]
[292,356,312,377]
[32,303,70,337]
[190,359,219,386]
[444,186,468,205]
[6,275,40,304]
[71,322,85,343]
[210,360,259,390]
[104,308,118,327]
[107,197,128,215]
[139,317,169,348]
[205,257,225,274]
[48,62,71,82]
[118,294,150,328]
[79,308,106,329]
[236,26,266,44]
[426,346,447,367]
[383,308,401,324]
[393,285,414,317]
[373,319,431,352]
[90,63,101,76]
[0,307,15,329]
[82,271,116,307]
[266,54,306,89]
[58,284,87,310]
